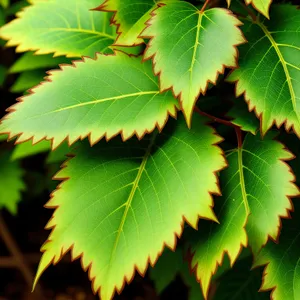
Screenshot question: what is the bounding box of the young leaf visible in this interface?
[97,0,154,46]
[33,114,226,300]
[244,0,272,19]
[0,0,116,57]
[0,151,25,214]
[188,133,298,298]
[9,52,73,74]
[0,52,178,149]
[227,98,259,134]
[227,5,300,137]
[142,1,245,126]
[254,203,300,300]
[11,140,51,161]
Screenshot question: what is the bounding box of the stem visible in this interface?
[235,127,243,148]
[194,107,239,129]
[239,2,257,22]
[200,0,210,13]
[0,213,44,298]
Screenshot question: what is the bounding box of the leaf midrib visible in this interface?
[237,147,250,214]
[44,91,159,115]
[257,21,299,123]
[108,133,157,272]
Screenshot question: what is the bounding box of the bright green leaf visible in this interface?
[244,0,272,18]
[227,98,259,134]
[97,0,154,46]
[189,133,298,297]
[254,203,300,300]
[0,151,25,214]
[10,70,45,93]
[142,1,245,126]
[33,114,226,300]
[0,0,116,57]
[11,140,51,161]
[0,0,9,9]
[227,5,300,137]
[9,52,73,74]
[0,52,179,149]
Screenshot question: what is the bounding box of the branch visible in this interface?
[0,213,45,298]
[194,107,240,129]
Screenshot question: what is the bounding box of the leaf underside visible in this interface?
[228,5,300,137]
[0,52,179,149]
[189,133,298,298]
[142,2,245,126]
[0,0,116,57]
[33,114,226,300]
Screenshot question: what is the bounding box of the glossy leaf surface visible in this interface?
[34,115,226,300]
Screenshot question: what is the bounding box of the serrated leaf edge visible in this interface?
[187,136,299,299]
[139,3,247,127]
[94,0,147,47]
[0,51,179,150]
[0,0,116,58]
[33,125,228,300]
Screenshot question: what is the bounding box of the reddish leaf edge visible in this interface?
[33,125,228,300]
[226,5,300,139]
[0,50,179,151]
[93,0,151,47]
[0,0,116,58]
[139,2,247,128]
[250,139,300,299]
[186,136,299,299]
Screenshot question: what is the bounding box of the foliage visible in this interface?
[0,0,299,299]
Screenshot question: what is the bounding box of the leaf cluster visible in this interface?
[0,0,300,299]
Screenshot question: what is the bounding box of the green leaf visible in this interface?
[10,70,45,93]
[11,140,51,161]
[214,257,269,299]
[0,0,116,57]
[142,2,245,126]
[9,52,73,74]
[0,0,9,9]
[0,6,5,27]
[227,98,259,134]
[33,114,226,300]
[150,248,183,294]
[150,247,204,300]
[0,52,179,149]
[6,0,29,16]
[188,133,298,298]
[254,203,300,300]
[46,141,71,164]
[227,5,300,137]
[0,150,25,214]
[244,0,272,18]
[97,0,154,46]
[0,65,6,86]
